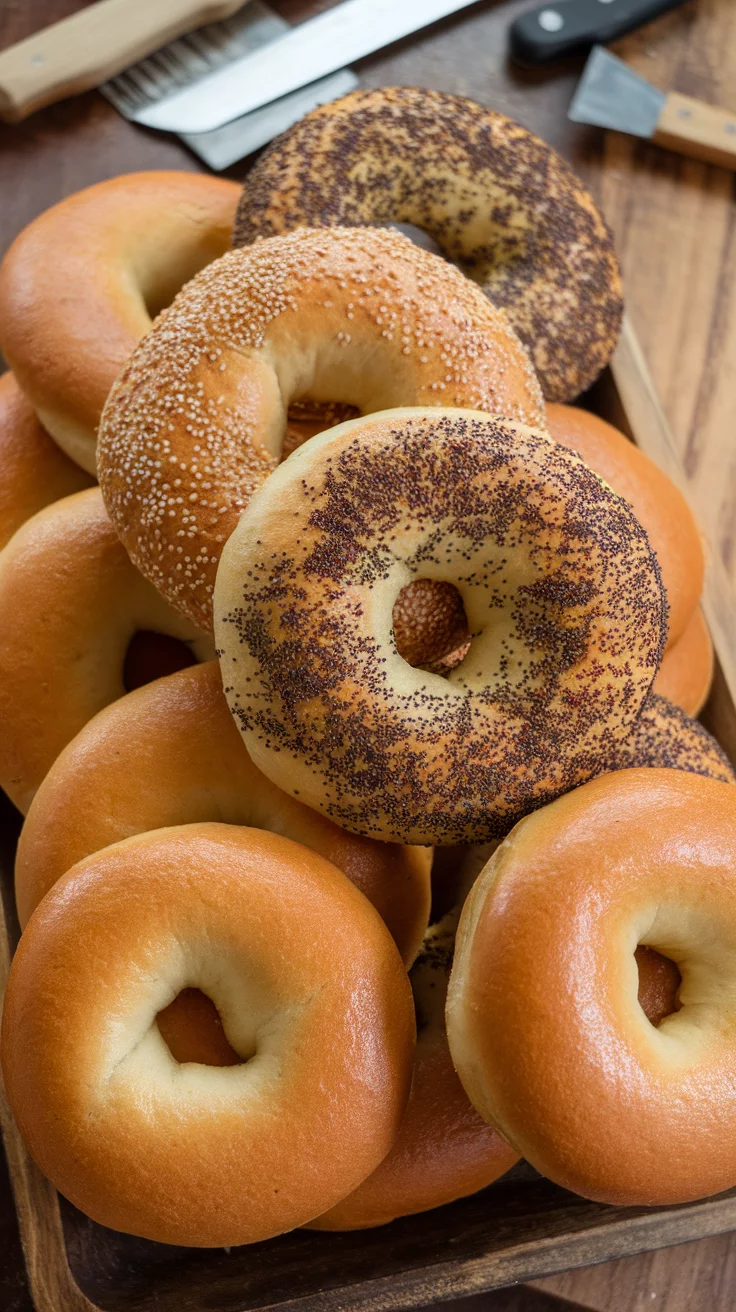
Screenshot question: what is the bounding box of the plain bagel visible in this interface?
[546,404,703,649]
[2,824,416,1246]
[653,608,713,717]
[0,488,212,813]
[15,660,431,964]
[97,226,545,630]
[0,171,240,473]
[0,372,94,551]
[310,843,518,1229]
[446,768,736,1206]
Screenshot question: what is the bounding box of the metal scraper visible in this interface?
[569,46,736,171]
[102,1,357,170]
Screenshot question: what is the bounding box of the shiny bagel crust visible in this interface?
[653,608,713,716]
[0,488,211,813]
[0,172,239,473]
[1,824,415,1246]
[446,769,736,1205]
[0,372,94,550]
[215,408,666,845]
[15,661,431,963]
[233,87,622,402]
[97,226,545,630]
[546,404,703,648]
[311,843,518,1229]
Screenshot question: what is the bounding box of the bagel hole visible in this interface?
[393,580,471,675]
[375,221,445,259]
[283,399,361,458]
[156,988,243,1066]
[636,945,683,1027]
[123,630,198,692]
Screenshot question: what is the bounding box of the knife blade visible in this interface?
[510,0,688,67]
[131,0,482,135]
[569,45,736,170]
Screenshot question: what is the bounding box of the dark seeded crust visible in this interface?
[214,409,666,846]
[233,87,623,403]
[604,694,735,784]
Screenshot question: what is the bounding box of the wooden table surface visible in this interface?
[1,2,735,1310]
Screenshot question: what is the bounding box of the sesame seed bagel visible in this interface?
[603,694,733,784]
[653,608,714,717]
[215,408,666,846]
[233,87,623,402]
[446,769,736,1205]
[1,824,415,1246]
[0,172,240,474]
[0,372,94,551]
[310,843,518,1230]
[0,488,212,813]
[97,227,545,631]
[15,660,431,964]
[546,404,704,649]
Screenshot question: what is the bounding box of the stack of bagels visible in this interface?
[1,88,735,1249]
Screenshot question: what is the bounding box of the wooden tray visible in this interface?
[2,320,736,1312]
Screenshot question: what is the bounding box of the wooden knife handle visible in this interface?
[654,91,736,171]
[0,0,247,123]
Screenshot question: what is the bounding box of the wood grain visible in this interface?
[653,91,736,170]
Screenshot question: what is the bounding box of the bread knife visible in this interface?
[131,0,483,135]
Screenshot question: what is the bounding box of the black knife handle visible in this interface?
[510,0,688,66]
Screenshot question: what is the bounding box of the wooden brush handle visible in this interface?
[0,0,247,123]
[654,91,736,170]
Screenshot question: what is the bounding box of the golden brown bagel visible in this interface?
[97,226,545,630]
[215,408,666,845]
[234,87,622,403]
[0,172,240,473]
[653,608,714,716]
[604,694,733,784]
[0,488,212,813]
[15,660,431,963]
[2,824,415,1246]
[311,843,518,1229]
[447,769,736,1206]
[0,372,94,550]
[546,404,703,648]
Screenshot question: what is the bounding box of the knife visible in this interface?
[569,46,736,171]
[132,0,482,135]
[509,0,688,67]
[0,0,246,122]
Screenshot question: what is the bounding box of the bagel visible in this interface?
[446,768,736,1205]
[0,172,240,473]
[97,226,545,630]
[0,488,212,813]
[546,404,703,648]
[215,408,666,845]
[311,843,518,1229]
[15,660,431,964]
[653,608,713,716]
[1,824,415,1245]
[233,87,622,403]
[0,372,94,550]
[605,694,733,784]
